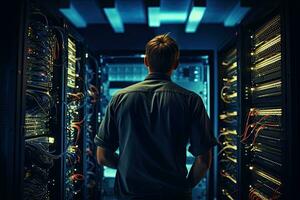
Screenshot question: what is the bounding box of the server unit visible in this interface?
[217,44,240,200]
[241,12,285,200]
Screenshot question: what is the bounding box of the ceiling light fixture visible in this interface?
[145,0,160,27]
[160,12,188,24]
[100,0,124,33]
[224,2,250,27]
[59,1,87,28]
[185,0,207,33]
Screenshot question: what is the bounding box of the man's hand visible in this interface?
[96,146,119,169]
[187,149,212,188]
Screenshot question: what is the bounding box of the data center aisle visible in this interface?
[98,53,211,200]
[1,0,298,200]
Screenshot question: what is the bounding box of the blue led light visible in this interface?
[59,3,87,28]
[148,7,160,27]
[224,3,250,27]
[104,7,124,33]
[185,7,206,33]
[160,12,188,23]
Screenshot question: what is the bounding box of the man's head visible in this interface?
[145,34,179,74]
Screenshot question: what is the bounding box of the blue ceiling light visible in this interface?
[185,0,207,33]
[100,0,124,33]
[145,0,160,27]
[148,7,160,27]
[104,7,124,33]
[59,1,87,28]
[224,2,250,27]
[160,12,188,23]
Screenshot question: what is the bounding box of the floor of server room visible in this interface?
[1,0,298,200]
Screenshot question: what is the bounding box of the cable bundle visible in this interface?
[24,142,59,200]
[23,9,60,200]
[24,14,57,138]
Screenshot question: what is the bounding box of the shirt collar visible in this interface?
[144,73,171,81]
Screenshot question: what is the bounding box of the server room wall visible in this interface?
[0,0,298,200]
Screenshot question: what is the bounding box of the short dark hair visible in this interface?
[145,34,179,73]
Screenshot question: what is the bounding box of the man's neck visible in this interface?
[149,71,172,76]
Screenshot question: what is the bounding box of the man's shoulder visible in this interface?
[111,80,200,100]
[165,82,197,96]
[109,82,146,102]
[115,81,146,95]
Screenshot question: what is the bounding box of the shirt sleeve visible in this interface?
[94,98,119,152]
[188,94,218,157]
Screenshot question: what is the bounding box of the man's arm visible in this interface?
[187,149,212,188]
[96,146,119,169]
[94,96,119,169]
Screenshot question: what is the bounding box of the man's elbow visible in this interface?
[96,147,108,166]
[97,156,107,166]
[197,149,212,169]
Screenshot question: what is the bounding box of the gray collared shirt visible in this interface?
[94,73,217,199]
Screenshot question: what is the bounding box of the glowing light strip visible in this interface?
[104,7,124,33]
[255,15,280,39]
[185,6,206,33]
[254,35,281,54]
[148,7,160,27]
[224,2,250,27]
[251,167,281,185]
[253,80,281,91]
[252,53,281,70]
[227,92,237,99]
[222,171,237,184]
[254,108,282,116]
[220,128,237,135]
[222,190,234,200]
[227,62,237,71]
[219,111,237,119]
[160,12,188,23]
[228,75,237,83]
[227,156,237,163]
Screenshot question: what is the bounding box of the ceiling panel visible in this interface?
[202,0,238,23]
[118,0,146,24]
[73,0,106,24]
[69,0,241,25]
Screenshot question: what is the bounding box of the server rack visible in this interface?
[284,1,300,197]
[217,42,241,200]
[83,52,102,199]
[63,29,102,200]
[0,1,101,199]
[64,34,86,200]
[22,3,66,200]
[241,9,287,200]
